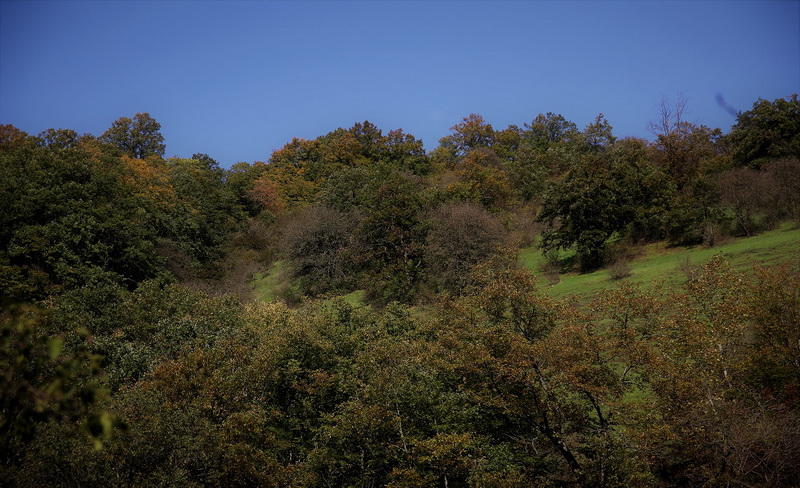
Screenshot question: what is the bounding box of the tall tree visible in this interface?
[539,139,672,270]
[439,114,496,158]
[100,112,166,159]
[726,94,800,167]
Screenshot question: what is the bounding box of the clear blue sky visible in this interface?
[1,1,798,166]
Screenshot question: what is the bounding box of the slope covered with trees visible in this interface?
[1,96,799,487]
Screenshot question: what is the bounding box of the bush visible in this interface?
[716,167,772,236]
[664,179,726,246]
[283,205,359,296]
[608,258,632,280]
[716,159,800,236]
[677,255,698,280]
[507,203,542,247]
[424,203,506,294]
[763,158,800,221]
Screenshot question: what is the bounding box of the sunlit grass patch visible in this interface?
[251,260,288,302]
[521,223,800,297]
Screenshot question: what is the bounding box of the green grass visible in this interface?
[251,261,368,307]
[520,223,800,297]
[253,225,798,303]
[340,289,366,307]
[251,260,288,301]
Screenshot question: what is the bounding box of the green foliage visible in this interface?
[3,100,800,487]
[0,124,246,301]
[8,256,800,487]
[161,156,245,262]
[539,138,673,270]
[51,279,243,390]
[446,149,515,210]
[0,304,107,478]
[581,113,616,151]
[227,161,270,215]
[651,122,726,187]
[663,177,723,246]
[38,128,82,149]
[270,121,429,186]
[356,170,429,304]
[498,112,581,201]
[283,205,359,296]
[439,113,495,157]
[727,94,800,168]
[100,112,166,159]
[0,133,164,299]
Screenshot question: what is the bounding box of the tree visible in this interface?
[763,159,800,220]
[506,113,580,200]
[162,157,244,262]
[445,149,514,210]
[0,135,164,299]
[37,128,81,150]
[648,97,727,187]
[726,94,800,168]
[248,175,287,216]
[226,161,270,216]
[439,114,496,158]
[283,205,359,296]
[0,305,108,478]
[539,139,672,270]
[581,113,616,152]
[424,203,505,294]
[652,122,725,188]
[100,112,166,159]
[0,124,30,150]
[523,112,579,149]
[356,169,428,304]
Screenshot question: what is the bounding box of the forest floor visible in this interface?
[251,223,800,305]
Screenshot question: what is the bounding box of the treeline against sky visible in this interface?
[4,95,799,304]
[1,95,799,487]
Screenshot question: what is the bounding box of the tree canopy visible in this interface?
[2,97,800,487]
[100,112,166,159]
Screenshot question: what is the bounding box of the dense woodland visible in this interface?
[1,95,799,487]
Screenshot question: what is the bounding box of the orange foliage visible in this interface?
[248,175,286,215]
[120,155,177,207]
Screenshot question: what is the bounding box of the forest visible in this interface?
[1,95,799,487]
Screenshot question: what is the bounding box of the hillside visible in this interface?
[520,222,800,297]
[3,95,800,487]
[249,223,799,309]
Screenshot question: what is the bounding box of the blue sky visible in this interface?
[1,1,798,166]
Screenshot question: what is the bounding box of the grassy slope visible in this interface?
[251,261,368,306]
[253,225,798,304]
[252,260,288,302]
[520,223,800,297]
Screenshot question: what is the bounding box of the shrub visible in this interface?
[763,158,800,221]
[424,203,506,294]
[283,205,359,296]
[507,203,542,247]
[608,258,632,280]
[716,167,772,236]
[716,159,800,236]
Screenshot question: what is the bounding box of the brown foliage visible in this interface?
[282,205,359,296]
[716,159,799,236]
[608,258,632,280]
[424,203,506,294]
[249,175,287,215]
